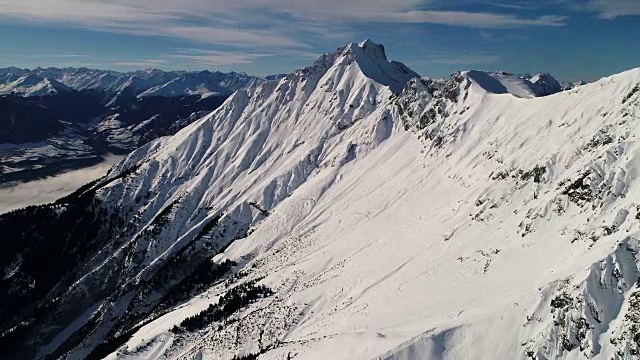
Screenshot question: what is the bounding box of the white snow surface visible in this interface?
[39,40,640,360]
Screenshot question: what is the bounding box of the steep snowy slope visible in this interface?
[1,40,640,360]
[107,67,639,360]
[103,67,638,360]
[0,39,416,360]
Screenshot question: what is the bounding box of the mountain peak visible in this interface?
[0,74,73,96]
[344,39,418,93]
[461,70,562,98]
[14,73,44,86]
[341,38,388,61]
[298,39,417,93]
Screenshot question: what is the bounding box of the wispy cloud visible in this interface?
[378,11,565,27]
[0,1,569,46]
[581,0,640,19]
[479,31,497,41]
[485,2,540,11]
[0,0,573,69]
[171,50,272,66]
[162,26,308,48]
[429,54,502,65]
[14,54,88,58]
[113,59,169,67]
[170,48,319,67]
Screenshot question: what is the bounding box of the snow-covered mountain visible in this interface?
[0,93,228,184]
[528,72,563,96]
[563,80,589,91]
[1,40,640,360]
[0,67,261,98]
[138,70,263,98]
[460,71,563,98]
[0,68,265,183]
[0,74,73,96]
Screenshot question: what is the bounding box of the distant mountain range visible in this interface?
[0,67,261,98]
[0,67,272,183]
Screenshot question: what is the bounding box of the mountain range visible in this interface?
[0,67,261,98]
[0,67,266,183]
[1,39,639,360]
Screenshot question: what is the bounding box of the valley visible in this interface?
[0,154,123,214]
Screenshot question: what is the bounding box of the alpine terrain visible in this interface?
[0,68,264,184]
[1,39,640,360]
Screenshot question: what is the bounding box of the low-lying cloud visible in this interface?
[0,155,123,214]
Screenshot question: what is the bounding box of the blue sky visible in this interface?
[0,0,638,82]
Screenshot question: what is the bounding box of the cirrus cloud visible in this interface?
[582,0,640,19]
[0,0,568,51]
[429,54,502,65]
